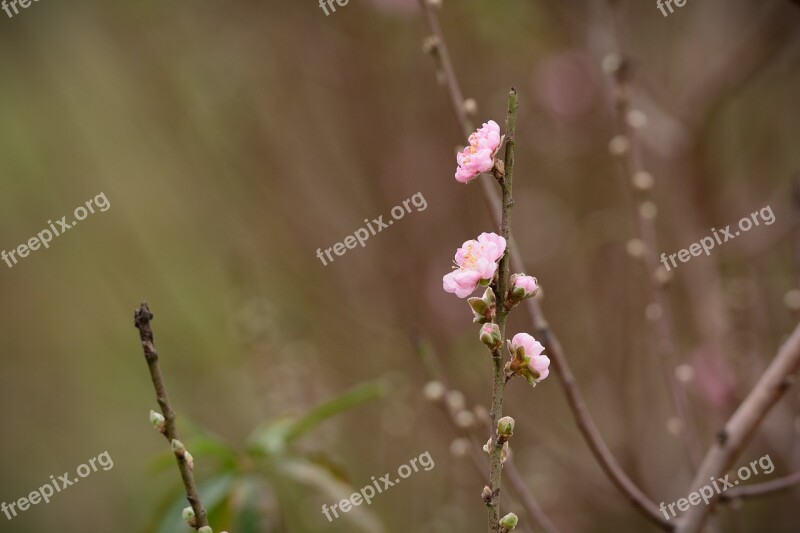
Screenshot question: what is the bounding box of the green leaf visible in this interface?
[277,458,387,533]
[249,380,386,455]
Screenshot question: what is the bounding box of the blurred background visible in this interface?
[0,0,799,531]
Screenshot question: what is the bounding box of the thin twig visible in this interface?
[134,302,208,530]
[722,470,800,501]
[415,1,671,529]
[677,322,800,532]
[486,89,519,533]
[603,51,702,468]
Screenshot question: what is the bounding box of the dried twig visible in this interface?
[677,322,800,532]
[134,302,209,530]
[602,51,702,467]
[722,470,800,501]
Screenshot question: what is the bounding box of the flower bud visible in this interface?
[602,53,623,75]
[509,274,538,304]
[609,135,630,156]
[445,390,466,411]
[450,438,470,457]
[455,410,475,428]
[422,36,440,55]
[467,296,488,318]
[463,98,478,116]
[150,410,166,433]
[198,527,213,533]
[468,287,496,323]
[482,438,493,454]
[500,512,519,531]
[627,109,648,129]
[479,323,502,350]
[497,416,515,438]
[171,439,186,456]
[481,485,493,504]
[423,380,446,402]
[632,171,655,191]
[182,506,196,526]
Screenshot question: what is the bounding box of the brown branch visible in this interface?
[133,302,208,530]
[603,51,702,468]
[677,321,800,532]
[722,470,800,501]
[416,1,671,529]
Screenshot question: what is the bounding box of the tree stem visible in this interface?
[487,89,518,533]
[134,302,208,530]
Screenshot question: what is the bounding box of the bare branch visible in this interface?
[723,470,800,501]
[677,322,800,532]
[133,302,208,530]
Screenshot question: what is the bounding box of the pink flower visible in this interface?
[510,333,550,381]
[455,120,502,184]
[511,274,538,299]
[443,232,507,298]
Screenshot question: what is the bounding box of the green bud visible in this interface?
[500,512,519,530]
[482,286,496,305]
[171,439,186,455]
[479,323,502,350]
[149,410,166,433]
[468,296,488,316]
[182,506,196,526]
[497,416,515,438]
[468,287,497,323]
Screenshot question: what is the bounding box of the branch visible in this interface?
[723,470,800,501]
[413,335,557,533]
[677,322,800,532]
[603,51,701,467]
[416,1,671,529]
[134,302,209,530]
[486,89,519,533]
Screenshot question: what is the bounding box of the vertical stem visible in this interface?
[487,88,518,533]
[604,54,702,467]
[134,303,208,530]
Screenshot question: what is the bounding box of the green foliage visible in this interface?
[146,381,387,533]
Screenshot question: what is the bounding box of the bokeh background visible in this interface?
[1,0,799,531]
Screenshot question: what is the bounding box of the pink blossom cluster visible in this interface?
[443,119,549,385]
[442,232,506,298]
[454,120,502,183]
